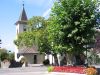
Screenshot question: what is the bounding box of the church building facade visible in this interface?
[15,4,45,64]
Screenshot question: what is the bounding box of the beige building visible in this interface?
[15,4,45,64]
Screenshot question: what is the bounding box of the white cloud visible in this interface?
[42,0,54,18]
[42,8,51,17]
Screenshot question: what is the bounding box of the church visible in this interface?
[14,4,45,64]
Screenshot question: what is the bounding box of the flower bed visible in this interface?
[53,66,85,74]
[48,66,98,75]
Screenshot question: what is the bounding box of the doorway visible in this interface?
[33,55,37,64]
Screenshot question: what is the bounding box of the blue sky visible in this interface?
[0,0,54,52]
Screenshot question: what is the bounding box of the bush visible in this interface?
[43,59,50,65]
[0,52,9,61]
[48,66,54,72]
[85,66,97,75]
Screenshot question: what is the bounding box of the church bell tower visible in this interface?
[15,3,28,61]
[15,3,28,35]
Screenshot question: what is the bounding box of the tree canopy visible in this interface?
[0,49,14,61]
[47,0,97,54]
[14,16,50,54]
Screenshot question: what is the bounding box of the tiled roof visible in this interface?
[18,45,39,54]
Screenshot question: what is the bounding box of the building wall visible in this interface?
[1,59,10,68]
[15,23,27,61]
[24,54,34,64]
[23,54,45,64]
[16,24,27,35]
[37,54,45,64]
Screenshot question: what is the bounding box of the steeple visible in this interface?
[15,2,28,25]
[19,3,27,21]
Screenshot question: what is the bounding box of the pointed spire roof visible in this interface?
[15,3,28,25]
[19,4,27,21]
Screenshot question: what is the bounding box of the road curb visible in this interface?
[47,72,86,75]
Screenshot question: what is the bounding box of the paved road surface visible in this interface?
[0,66,48,75]
[0,72,48,75]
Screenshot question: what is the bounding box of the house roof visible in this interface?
[18,45,39,54]
[15,4,28,25]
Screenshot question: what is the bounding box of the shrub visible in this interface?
[43,59,50,65]
[0,52,9,61]
[48,66,54,72]
[85,66,97,75]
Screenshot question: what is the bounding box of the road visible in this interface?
[0,66,49,75]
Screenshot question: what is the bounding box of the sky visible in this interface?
[0,0,54,52]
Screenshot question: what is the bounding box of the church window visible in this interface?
[23,25,27,31]
[24,28,26,31]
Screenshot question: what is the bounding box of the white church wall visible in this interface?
[37,54,45,64]
[23,54,34,64]
[16,24,26,34]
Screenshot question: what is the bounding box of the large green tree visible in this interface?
[28,16,51,54]
[47,0,97,65]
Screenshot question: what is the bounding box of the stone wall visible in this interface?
[1,59,10,68]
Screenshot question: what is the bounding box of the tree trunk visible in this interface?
[53,53,59,66]
[66,53,72,65]
[59,53,67,66]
